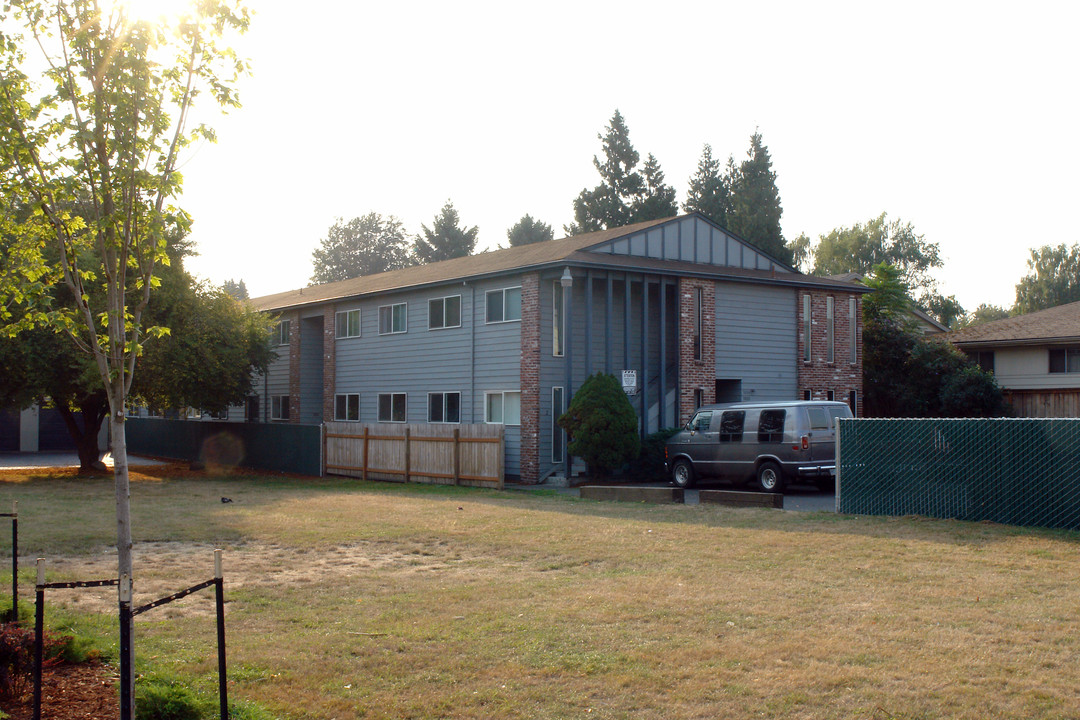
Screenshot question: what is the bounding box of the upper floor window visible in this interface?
[275,319,291,346]
[379,303,407,335]
[335,309,360,339]
[967,350,995,373]
[486,287,521,323]
[1049,348,1080,374]
[849,297,858,364]
[802,295,812,363]
[428,295,461,330]
[693,287,703,361]
[826,296,835,364]
[552,281,564,356]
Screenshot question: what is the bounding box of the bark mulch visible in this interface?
[1,661,117,720]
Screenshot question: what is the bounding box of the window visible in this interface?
[377,393,407,422]
[485,391,521,425]
[967,350,994,373]
[802,295,812,362]
[552,387,565,462]
[807,407,829,430]
[694,388,704,411]
[688,410,713,432]
[719,411,745,442]
[848,390,858,416]
[803,389,812,401]
[486,287,522,323]
[271,395,290,420]
[245,396,260,423]
[693,287,703,361]
[428,392,460,423]
[335,309,360,339]
[335,393,360,421]
[379,303,407,334]
[552,281,564,356]
[826,296,835,364]
[757,409,786,443]
[428,296,461,330]
[205,408,228,420]
[827,390,835,402]
[1048,348,1080,374]
[275,319,291,346]
[849,297,858,364]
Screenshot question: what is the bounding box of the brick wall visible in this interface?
[322,304,336,421]
[796,291,863,414]
[519,273,540,484]
[678,278,716,425]
[288,312,301,424]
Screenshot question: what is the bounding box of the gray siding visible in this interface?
[592,216,792,273]
[715,282,797,400]
[263,339,290,422]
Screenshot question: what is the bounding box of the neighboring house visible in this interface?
[250,213,866,483]
[826,272,949,335]
[948,300,1080,417]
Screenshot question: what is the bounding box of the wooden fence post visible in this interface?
[404,428,411,484]
[453,429,461,485]
[362,427,369,482]
[497,426,505,489]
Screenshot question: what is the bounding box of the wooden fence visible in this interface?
[323,422,505,489]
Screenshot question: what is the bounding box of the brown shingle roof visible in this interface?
[252,214,865,312]
[948,300,1080,347]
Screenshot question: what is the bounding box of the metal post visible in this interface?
[11,501,17,623]
[120,573,133,720]
[215,550,229,720]
[32,559,44,720]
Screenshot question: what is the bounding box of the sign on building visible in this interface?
[621,370,638,396]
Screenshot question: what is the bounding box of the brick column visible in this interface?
[519,272,541,484]
[288,312,301,423]
[322,304,336,421]
[796,291,863,414]
[677,278,716,425]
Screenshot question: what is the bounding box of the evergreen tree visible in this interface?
[632,153,679,222]
[683,144,729,227]
[413,200,478,264]
[311,213,413,284]
[223,279,248,300]
[507,214,555,246]
[727,131,791,265]
[557,372,640,477]
[565,110,645,234]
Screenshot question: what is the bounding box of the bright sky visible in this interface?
[180,0,1080,313]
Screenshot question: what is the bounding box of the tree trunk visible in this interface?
[110,411,135,716]
[54,400,109,473]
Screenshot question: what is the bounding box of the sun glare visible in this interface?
[108,0,198,26]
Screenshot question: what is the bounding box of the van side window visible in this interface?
[719,411,745,442]
[807,407,828,430]
[757,409,786,443]
[828,406,853,427]
[690,411,713,432]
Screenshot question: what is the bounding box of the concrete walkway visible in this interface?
[512,481,836,512]
[0,452,166,470]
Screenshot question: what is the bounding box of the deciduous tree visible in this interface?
[1014,243,1080,314]
[413,200,477,263]
[311,213,413,283]
[0,2,248,713]
[506,214,554,246]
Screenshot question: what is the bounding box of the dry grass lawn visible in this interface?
[2,465,1079,719]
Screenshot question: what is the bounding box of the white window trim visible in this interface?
[428,295,462,331]
[377,392,407,423]
[484,390,521,425]
[427,391,461,424]
[378,302,408,335]
[276,320,291,346]
[552,281,564,357]
[270,394,290,420]
[335,309,361,339]
[334,393,360,422]
[486,286,522,324]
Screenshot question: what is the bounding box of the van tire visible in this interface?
[757,461,785,493]
[672,459,696,488]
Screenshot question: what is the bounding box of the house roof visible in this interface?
[948,300,1080,348]
[253,214,866,313]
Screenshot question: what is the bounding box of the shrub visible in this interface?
[0,624,35,700]
[631,427,681,481]
[558,373,640,477]
[136,678,204,720]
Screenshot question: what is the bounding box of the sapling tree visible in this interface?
[0,1,248,714]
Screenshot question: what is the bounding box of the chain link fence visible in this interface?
[837,418,1080,530]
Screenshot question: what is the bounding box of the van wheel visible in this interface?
[757,461,785,493]
[672,459,696,488]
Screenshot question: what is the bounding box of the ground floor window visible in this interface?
[485,391,521,425]
[552,387,564,462]
[271,395,290,421]
[428,392,460,423]
[245,396,259,423]
[335,393,360,421]
[378,393,407,422]
[827,390,835,402]
[848,390,858,416]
